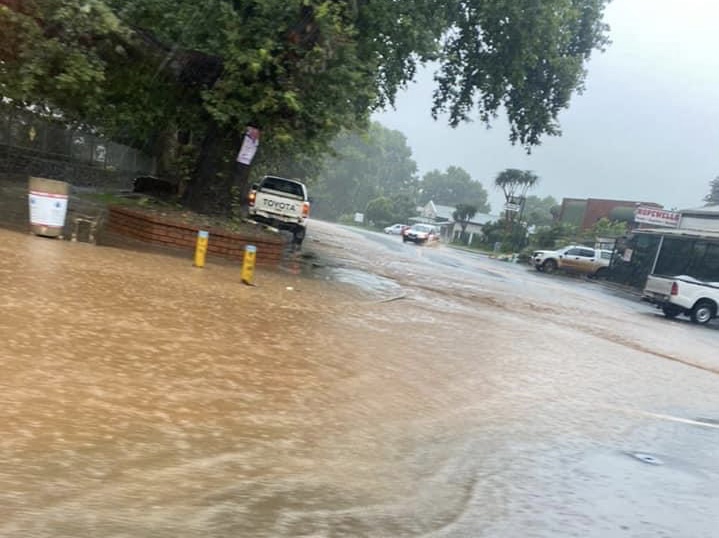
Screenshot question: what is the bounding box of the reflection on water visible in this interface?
[2,226,719,537]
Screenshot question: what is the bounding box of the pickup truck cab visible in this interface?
[643,274,719,325]
[531,245,611,277]
[248,175,310,245]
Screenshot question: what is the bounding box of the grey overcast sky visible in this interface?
[373,0,719,214]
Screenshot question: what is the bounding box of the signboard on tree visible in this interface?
[236,127,261,165]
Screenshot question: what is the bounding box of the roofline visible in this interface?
[633,227,719,240]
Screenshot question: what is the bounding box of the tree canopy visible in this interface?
[1,0,610,213]
[419,166,490,212]
[523,195,559,227]
[312,122,418,221]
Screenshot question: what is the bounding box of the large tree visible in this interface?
[1,0,610,213]
[523,195,559,227]
[312,122,418,220]
[419,166,490,211]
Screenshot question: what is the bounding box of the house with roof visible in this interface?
[410,201,499,242]
[451,212,499,244]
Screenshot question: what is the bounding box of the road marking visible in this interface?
[603,405,719,429]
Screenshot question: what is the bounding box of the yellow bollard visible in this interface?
[241,244,257,285]
[194,230,209,267]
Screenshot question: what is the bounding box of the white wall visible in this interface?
[679,216,719,232]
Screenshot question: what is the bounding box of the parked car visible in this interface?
[248,175,310,245]
[643,274,719,325]
[531,245,611,277]
[384,223,410,235]
[403,224,440,244]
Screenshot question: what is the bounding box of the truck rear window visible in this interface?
[260,177,304,199]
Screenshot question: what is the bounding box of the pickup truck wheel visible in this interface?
[542,259,557,274]
[662,305,681,319]
[292,227,306,246]
[690,300,715,325]
[594,267,608,279]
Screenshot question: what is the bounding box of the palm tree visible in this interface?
[494,169,539,249]
[453,203,478,244]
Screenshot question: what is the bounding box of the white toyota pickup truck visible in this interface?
[643,274,719,325]
[248,175,310,245]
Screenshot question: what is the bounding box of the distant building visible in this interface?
[678,204,719,232]
[451,212,498,244]
[608,205,719,289]
[558,198,663,230]
[411,201,499,242]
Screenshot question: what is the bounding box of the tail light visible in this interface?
[248,191,256,206]
[671,282,678,296]
[302,202,310,218]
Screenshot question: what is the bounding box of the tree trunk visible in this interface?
[184,120,226,214]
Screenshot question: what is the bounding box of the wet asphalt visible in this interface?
[1,221,718,537]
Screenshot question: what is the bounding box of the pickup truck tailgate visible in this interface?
[643,275,673,301]
[254,192,303,219]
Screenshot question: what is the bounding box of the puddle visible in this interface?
[330,267,404,296]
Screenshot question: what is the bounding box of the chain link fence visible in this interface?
[0,104,155,176]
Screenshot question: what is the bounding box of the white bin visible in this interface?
[28,177,70,238]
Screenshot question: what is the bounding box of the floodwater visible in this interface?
[2,223,719,537]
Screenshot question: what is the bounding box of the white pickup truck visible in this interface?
[643,275,719,325]
[248,175,310,245]
[531,245,612,277]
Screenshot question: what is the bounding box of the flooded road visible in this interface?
[2,222,719,537]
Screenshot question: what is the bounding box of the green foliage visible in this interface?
[452,203,478,244]
[391,193,419,224]
[532,222,578,249]
[478,220,506,249]
[588,218,627,239]
[522,195,558,227]
[433,0,610,149]
[420,167,490,211]
[495,169,540,208]
[2,0,610,211]
[313,122,418,220]
[559,199,587,227]
[365,196,395,228]
[607,206,636,224]
[364,193,418,228]
[704,176,719,206]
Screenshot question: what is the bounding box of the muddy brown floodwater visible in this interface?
[2,222,719,537]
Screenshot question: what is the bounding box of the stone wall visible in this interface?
[107,206,286,267]
[0,144,135,191]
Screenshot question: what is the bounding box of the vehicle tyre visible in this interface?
[662,305,681,319]
[594,267,608,279]
[293,227,306,246]
[690,300,715,325]
[542,259,558,274]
